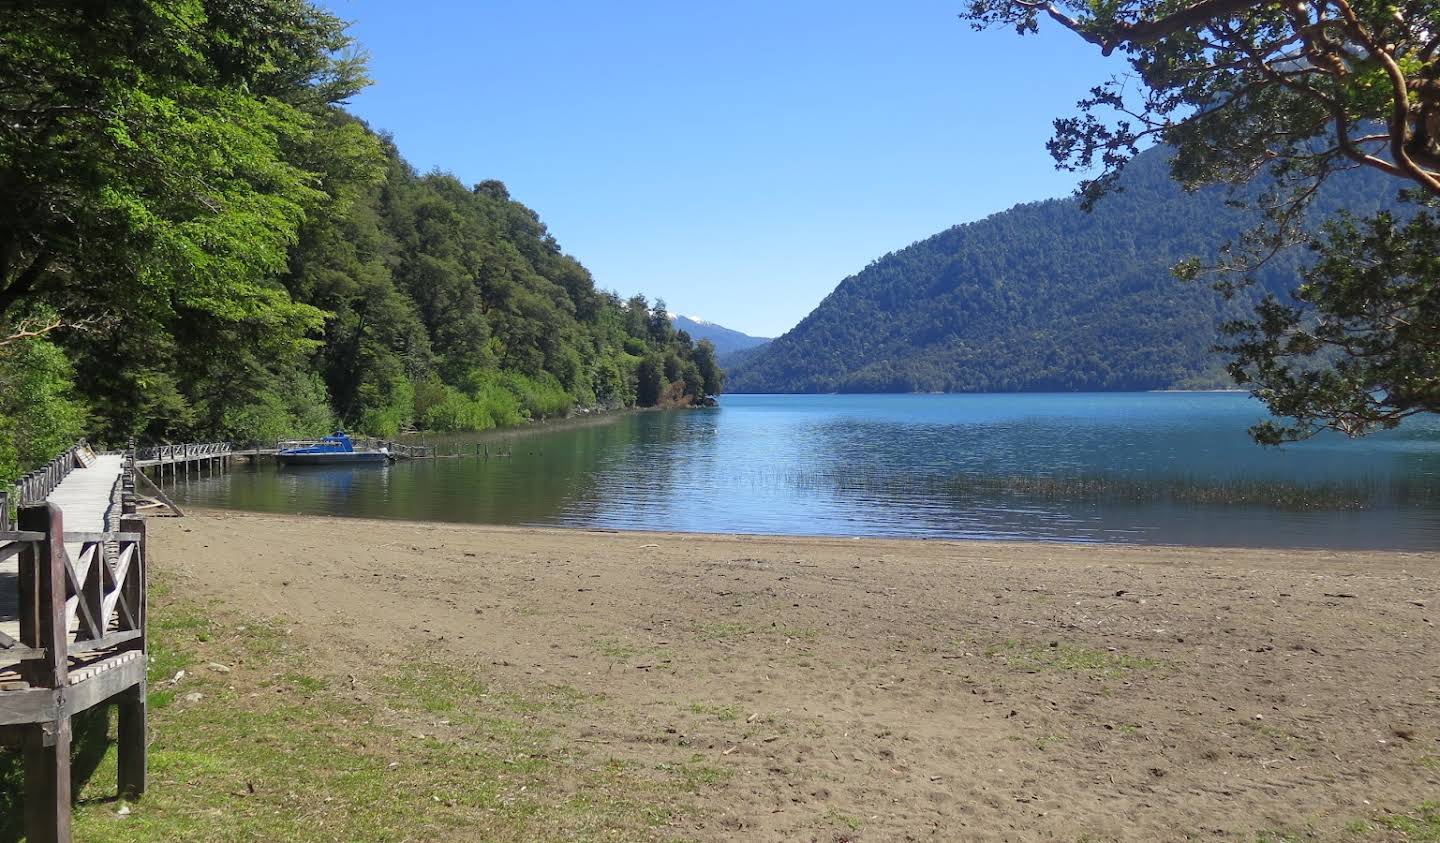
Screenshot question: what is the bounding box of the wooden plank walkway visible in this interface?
[0,453,124,647]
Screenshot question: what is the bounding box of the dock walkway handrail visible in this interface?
[1,442,149,842]
[0,519,147,667]
[380,441,430,459]
[135,442,232,464]
[1,440,94,532]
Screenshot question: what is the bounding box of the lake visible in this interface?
[163,393,1440,549]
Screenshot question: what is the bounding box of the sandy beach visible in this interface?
[149,510,1440,841]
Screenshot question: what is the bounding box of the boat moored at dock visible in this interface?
[276,433,392,465]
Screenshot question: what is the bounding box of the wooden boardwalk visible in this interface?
[0,453,124,649]
[1,443,150,843]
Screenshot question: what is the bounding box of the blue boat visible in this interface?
[276,432,392,465]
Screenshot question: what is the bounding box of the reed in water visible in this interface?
[768,468,1438,511]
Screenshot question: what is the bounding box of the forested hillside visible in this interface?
[726,147,1397,394]
[0,2,720,484]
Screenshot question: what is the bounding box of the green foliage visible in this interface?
[497,372,574,420]
[357,378,416,439]
[1227,202,1440,441]
[728,147,1397,394]
[416,371,575,432]
[959,0,1440,440]
[693,340,725,398]
[0,337,88,484]
[637,355,665,407]
[0,0,719,472]
[0,0,365,436]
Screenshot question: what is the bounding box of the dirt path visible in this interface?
[152,511,1440,841]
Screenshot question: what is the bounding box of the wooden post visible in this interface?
[116,685,146,799]
[117,513,147,799]
[123,452,137,517]
[22,720,71,843]
[19,503,72,843]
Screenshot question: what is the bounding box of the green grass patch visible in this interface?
[1374,801,1440,841]
[595,637,639,660]
[1032,733,1068,751]
[0,572,696,842]
[1251,803,1440,843]
[825,808,863,832]
[655,757,733,793]
[685,702,743,721]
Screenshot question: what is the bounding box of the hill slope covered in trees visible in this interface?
[726,147,1396,394]
[0,2,721,483]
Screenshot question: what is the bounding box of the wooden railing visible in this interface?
[135,441,232,464]
[381,441,431,459]
[2,441,96,532]
[0,515,147,667]
[1,445,148,841]
[15,441,91,506]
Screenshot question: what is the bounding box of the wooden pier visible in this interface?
[134,441,233,477]
[0,431,504,840]
[0,443,147,843]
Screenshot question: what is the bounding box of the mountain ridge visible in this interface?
[725,147,1397,394]
[670,313,771,356]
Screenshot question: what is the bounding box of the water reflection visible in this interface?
[163,393,1440,549]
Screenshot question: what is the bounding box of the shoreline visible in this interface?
[179,505,1440,557]
[394,403,645,446]
[146,509,1440,841]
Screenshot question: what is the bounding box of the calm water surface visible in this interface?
[164,393,1440,549]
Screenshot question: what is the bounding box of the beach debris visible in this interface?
[639,544,659,548]
[1322,592,1358,598]
[117,804,130,817]
[167,670,186,686]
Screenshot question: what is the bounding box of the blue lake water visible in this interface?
[163,393,1440,549]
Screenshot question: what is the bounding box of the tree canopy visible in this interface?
[0,1,719,482]
[961,0,1440,441]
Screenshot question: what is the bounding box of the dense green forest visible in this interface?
[0,1,721,485]
[726,146,1398,394]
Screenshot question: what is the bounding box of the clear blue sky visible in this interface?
[322,0,1125,337]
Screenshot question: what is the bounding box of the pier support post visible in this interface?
[23,718,72,843]
[19,503,72,843]
[118,512,148,799]
[117,683,147,799]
